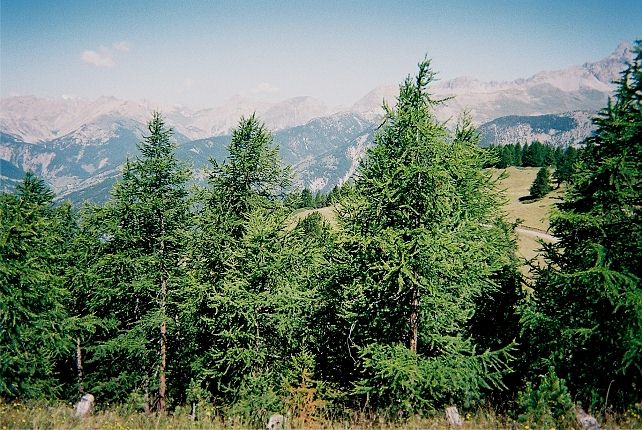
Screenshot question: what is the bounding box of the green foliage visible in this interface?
[79,113,192,406]
[0,174,76,399]
[335,58,518,413]
[516,368,577,429]
[300,188,314,208]
[283,351,327,427]
[522,141,548,167]
[199,207,326,398]
[355,342,514,416]
[208,113,290,227]
[516,372,575,427]
[485,141,568,169]
[553,146,579,186]
[529,166,553,198]
[223,370,282,426]
[186,116,340,417]
[521,41,642,409]
[288,188,331,210]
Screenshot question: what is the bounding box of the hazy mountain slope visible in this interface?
[181,112,376,192]
[274,113,375,190]
[0,94,332,144]
[478,111,595,147]
[351,42,632,123]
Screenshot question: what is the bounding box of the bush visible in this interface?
[355,342,513,417]
[516,368,577,429]
[224,371,282,426]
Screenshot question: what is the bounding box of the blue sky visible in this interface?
[1,0,640,108]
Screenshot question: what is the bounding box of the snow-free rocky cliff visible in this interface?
[0,42,632,201]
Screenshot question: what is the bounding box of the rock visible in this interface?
[74,393,95,418]
[445,406,462,426]
[265,414,285,430]
[576,407,601,430]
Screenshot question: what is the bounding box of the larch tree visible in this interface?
[0,173,75,399]
[188,115,329,425]
[521,41,642,410]
[335,59,518,413]
[530,166,553,198]
[81,113,191,411]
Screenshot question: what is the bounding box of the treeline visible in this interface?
[484,141,580,186]
[1,46,640,428]
[286,185,345,210]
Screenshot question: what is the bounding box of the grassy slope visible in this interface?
[494,166,564,262]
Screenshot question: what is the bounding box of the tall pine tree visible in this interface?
[335,59,518,413]
[0,174,75,399]
[81,113,191,411]
[188,115,329,424]
[521,41,642,410]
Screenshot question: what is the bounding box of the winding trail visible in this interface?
[515,226,558,243]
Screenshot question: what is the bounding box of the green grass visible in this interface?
[494,166,564,265]
[2,400,640,430]
[494,166,565,232]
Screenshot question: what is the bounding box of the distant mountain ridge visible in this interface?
[478,111,595,147]
[353,41,632,123]
[0,41,632,201]
[0,95,334,144]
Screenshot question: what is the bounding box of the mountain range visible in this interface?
[0,42,633,202]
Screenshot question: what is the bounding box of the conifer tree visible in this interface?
[190,116,328,422]
[521,41,642,409]
[335,59,518,413]
[0,174,74,398]
[208,114,290,230]
[553,146,578,187]
[530,166,553,198]
[300,188,314,208]
[499,144,516,168]
[514,143,524,166]
[81,113,191,411]
[190,114,292,313]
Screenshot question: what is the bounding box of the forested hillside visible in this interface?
[1,44,640,429]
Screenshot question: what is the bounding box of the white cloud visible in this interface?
[81,41,131,67]
[113,41,130,52]
[252,82,280,94]
[81,48,115,67]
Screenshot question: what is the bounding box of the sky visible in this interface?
[1,0,640,109]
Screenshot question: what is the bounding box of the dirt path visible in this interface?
[515,226,558,242]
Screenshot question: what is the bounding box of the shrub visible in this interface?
[516,368,576,429]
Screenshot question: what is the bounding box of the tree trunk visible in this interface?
[76,337,84,394]
[409,286,419,353]
[409,151,421,354]
[158,210,167,413]
[159,276,167,413]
